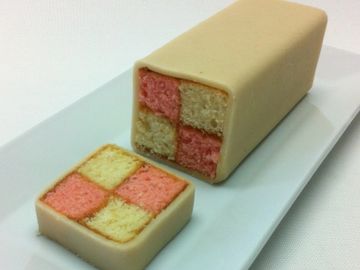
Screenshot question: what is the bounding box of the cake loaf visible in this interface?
[132,0,327,183]
[36,144,194,270]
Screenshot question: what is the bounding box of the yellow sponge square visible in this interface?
[179,81,228,136]
[84,197,152,243]
[134,109,176,160]
[78,146,142,189]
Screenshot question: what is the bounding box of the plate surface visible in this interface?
[0,46,359,270]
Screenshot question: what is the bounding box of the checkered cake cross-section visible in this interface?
[41,145,188,243]
[134,68,229,179]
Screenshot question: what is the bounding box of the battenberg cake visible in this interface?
[131,0,327,183]
[36,144,194,270]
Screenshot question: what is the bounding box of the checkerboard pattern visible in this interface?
[134,68,229,178]
[42,145,187,243]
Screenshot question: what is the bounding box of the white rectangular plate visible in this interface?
[0,46,359,270]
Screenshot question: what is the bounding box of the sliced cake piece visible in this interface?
[36,144,194,270]
[132,0,327,183]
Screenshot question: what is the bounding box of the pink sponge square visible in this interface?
[115,164,187,215]
[42,173,108,220]
[138,69,180,122]
[176,125,221,178]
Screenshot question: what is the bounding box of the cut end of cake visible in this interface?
[134,68,228,180]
